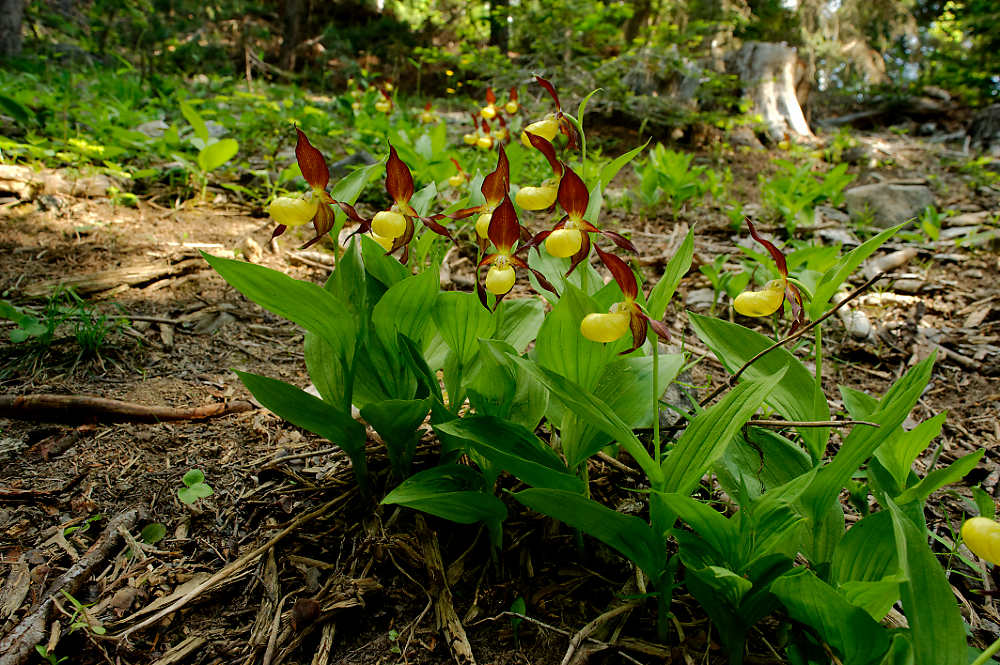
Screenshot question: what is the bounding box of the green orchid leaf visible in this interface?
[661,368,785,496]
[203,253,356,361]
[514,488,663,580]
[197,138,238,172]
[771,568,890,665]
[436,416,583,493]
[235,370,368,489]
[887,498,966,665]
[689,313,827,459]
[382,465,507,547]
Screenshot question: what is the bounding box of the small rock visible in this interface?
[685,288,716,310]
[844,183,935,228]
[242,237,263,263]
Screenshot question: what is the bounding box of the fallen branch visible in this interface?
[0,394,255,424]
[24,258,205,298]
[0,510,139,665]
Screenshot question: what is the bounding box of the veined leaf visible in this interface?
[661,369,785,496]
[235,370,367,488]
[514,489,663,580]
[436,416,583,493]
[197,138,238,172]
[887,498,966,665]
[647,229,694,321]
[689,313,827,459]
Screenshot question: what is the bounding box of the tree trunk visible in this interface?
[726,41,813,141]
[279,0,306,71]
[0,0,24,58]
[624,0,652,44]
[488,0,509,53]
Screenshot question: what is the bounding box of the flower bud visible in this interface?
[372,210,406,239]
[463,133,478,146]
[521,114,559,147]
[580,309,630,343]
[504,100,519,114]
[962,517,1000,565]
[733,280,785,317]
[375,100,392,114]
[545,228,583,258]
[485,263,516,295]
[268,195,318,227]
[476,136,493,150]
[481,104,497,120]
[475,212,492,239]
[516,184,558,211]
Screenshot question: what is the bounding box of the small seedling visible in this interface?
[387,628,401,655]
[140,522,167,545]
[509,597,526,644]
[178,469,213,504]
[35,645,67,665]
[64,514,103,537]
[61,590,106,636]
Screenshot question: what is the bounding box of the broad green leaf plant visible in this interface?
[208,77,979,663]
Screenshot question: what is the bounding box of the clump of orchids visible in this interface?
[266,77,671,351]
[266,129,451,260]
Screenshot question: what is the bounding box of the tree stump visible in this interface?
[726,41,813,142]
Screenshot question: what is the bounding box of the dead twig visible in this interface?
[0,510,139,665]
[561,600,642,665]
[415,515,477,665]
[0,394,255,424]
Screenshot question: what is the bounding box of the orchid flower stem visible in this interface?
[814,325,823,391]
[652,338,661,465]
[698,271,886,408]
[972,636,1000,665]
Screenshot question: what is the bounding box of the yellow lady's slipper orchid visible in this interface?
[505,100,519,114]
[372,210,407,239]
[481,104,497,120]
[475,213,493,239]
[516,183,558,211]
[545,228,583,258]
[448,173,465,188]
[577,247,670,354]
[375,99,392,114]
[485,259,516,295]
[463,133,478,145]
[733,279,786,317]
[581,306,630,343]
[520,114,559,147]
[268,195,318,227]
[476,135,494,150]
[963,517,1000,565]
[371,231,395,251]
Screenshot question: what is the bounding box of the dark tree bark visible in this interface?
[279,0,307,71]
[0,0,24,57]
[489,0,509,53]
[624,0,653,43]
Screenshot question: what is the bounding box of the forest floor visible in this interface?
[1,125,999,665]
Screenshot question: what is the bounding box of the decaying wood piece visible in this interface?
[23,258,205,298]
[726,41,814,141]
[248,549,281,657]
[0,394,255,424]
[561,600,641,665]
[0,165,119,200]
[149,636,207,665]
[416,516,476,665]
[310,622,336,665]
[0,510,139,665]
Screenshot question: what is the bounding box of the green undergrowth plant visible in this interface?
[632,143,728,218]
[207,76,981,663]
[761,159,855,234]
